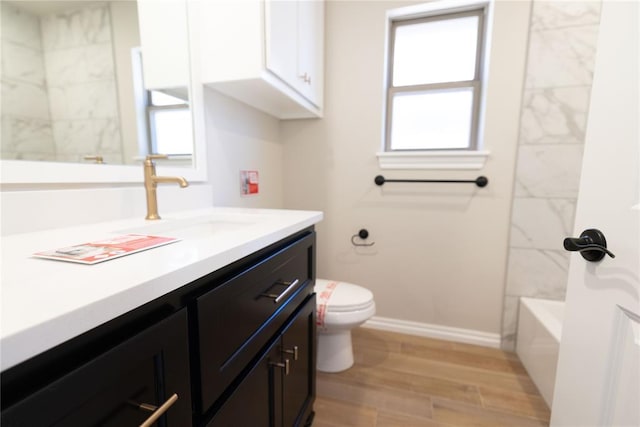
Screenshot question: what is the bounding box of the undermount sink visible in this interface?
[114,213,259,240]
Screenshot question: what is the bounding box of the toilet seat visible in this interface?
[315,279,374,312]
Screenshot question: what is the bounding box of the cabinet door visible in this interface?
[208,295,316,427]
[1,310,192,427]
[265,0,323,107]
[281,295,316,427]
[265,0,299,90]
[296,0,323,106]
[137,0,190,91]
[206,340,282,427]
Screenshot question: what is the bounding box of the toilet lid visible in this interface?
[315,279,374,312]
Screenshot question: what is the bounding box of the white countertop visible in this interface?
[0,207,323,372]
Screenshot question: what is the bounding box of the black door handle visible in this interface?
[563,228,615,262]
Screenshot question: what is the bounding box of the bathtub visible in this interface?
[516,297,564,407]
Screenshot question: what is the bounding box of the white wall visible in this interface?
[204,88,284,209]
[282,0,531,341]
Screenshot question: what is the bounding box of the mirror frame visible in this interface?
[0,0,207,185]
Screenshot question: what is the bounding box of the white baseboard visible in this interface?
[362,316,501,349]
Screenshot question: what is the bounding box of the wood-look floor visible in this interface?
[313,328,550,427]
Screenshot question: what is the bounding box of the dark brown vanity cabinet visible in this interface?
[0,309,192,426]
[206,295,316,427]
[1,229,317,427]
[280,295,316,427]
[195,231,316,426]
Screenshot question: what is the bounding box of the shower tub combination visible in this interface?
[516,297,564,407]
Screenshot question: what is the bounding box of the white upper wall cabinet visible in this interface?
[199,0,324,119]
[137,0,190,93]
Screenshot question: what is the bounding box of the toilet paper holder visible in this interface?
[351,229,375,247]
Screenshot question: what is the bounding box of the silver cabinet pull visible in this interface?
[261,279,300,304]
[139,393,178,427]
[283,345,299,361]
[135,402,159,413]
[270,359,290,376]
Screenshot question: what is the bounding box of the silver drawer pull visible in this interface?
[139,393,178,427]
[283,345,299,361]
[261,279,300,304]
[270,359,290,376]
[134,402,159,413]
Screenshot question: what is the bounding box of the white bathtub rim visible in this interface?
[520,297,564,343]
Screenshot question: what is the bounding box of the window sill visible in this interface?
[376,150,489,170]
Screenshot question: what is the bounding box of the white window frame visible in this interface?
[377,0,492,170]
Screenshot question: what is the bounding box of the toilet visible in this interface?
[315,279,376,373]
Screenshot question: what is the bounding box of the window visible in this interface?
[385,7,486,153]
[131,48,193,159]
[146,90,192,156]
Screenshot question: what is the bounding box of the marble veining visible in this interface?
[41,3,123,161]
[40,3,111,50]
[514,144,585,198]
[519,87,590,145]
[44,44,115,87]
[0,2,42,50]
[525,25,599,89]
[510,197,576,250]
[52,118,122,162]
[1,80,51,121]
[506,249,570,300]
[2,117,55,154]
[530,0,602,30]
[48,82,119,121]
[500,296,520,351]
[2,42,46,87]
[0,2,54,160]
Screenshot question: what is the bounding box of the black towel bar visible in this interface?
[374,175,488,188]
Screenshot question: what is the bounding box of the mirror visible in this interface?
[0,0,206,184]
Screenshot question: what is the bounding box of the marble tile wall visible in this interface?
[40,2,123,163]
[1,2,55,161]
[501,0,602,350]
[1,2,123,163]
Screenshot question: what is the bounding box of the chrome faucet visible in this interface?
[143,154,188,220]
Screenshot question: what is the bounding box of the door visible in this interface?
[551,1,639,426]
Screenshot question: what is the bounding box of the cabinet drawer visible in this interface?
[196,232,315,413]
[1,310,192,427]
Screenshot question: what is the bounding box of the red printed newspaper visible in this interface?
[33,234,180,265]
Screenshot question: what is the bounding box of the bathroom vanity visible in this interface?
[0,208,322,426]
